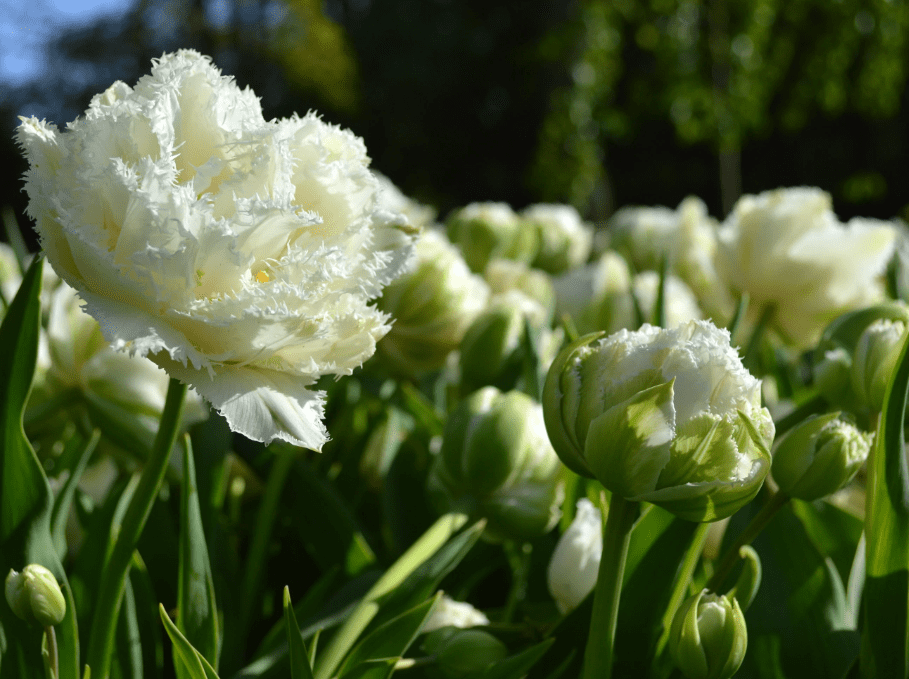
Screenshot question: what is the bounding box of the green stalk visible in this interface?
[706,489,789,593]
[582,494,638,679]
[85,378,187,679]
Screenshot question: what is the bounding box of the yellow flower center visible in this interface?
[255,270,270,284]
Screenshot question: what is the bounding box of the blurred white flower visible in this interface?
[632,271,704,328]
[17,50,414,450]
[553,250,635,334]
[423,594,490,633]
[548,498,602,613]
[521,203,593,274]
[373,172,436,231]
[717,187,897,349]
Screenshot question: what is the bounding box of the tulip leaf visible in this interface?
[159,605,220,679]
[284,587,315,679]
[337,596,438,678]
[863,329,909,677]
[0,257,80,679]
[177,435,220,677]
[50,430,100,561]
[476,639,554,679]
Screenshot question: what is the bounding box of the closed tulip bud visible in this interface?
[429,388,563,541]
[552,251,636,335]
[547,498,602,613]
[520,203,593,274]
[423,595,490,633]
[5,565,66,627]
[446,202,538,273]
[484,258,556,320]
[377,229,489,375]
[423,628,508,679]
[772,412,872,501]
[852,318,908,412]
[543,320,773,522]
[669,590,747,679]
[460,291,549,390]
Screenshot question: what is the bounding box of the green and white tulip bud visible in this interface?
[428,388,563,541]
[446,202,538,273]
[459,291,549,391]
[423,594,490,633]
[632,271,704,328]
[377,229,490,375]
[5,565,66,627]
[484,258,556,320]
[669,590,747,679]
[553,251,636,335]
[520,203,593,274]
[852,318,908,412]
[772,412,872,501]
[543,320,773,522]
[547,498,602,613]
[422,628,507,679]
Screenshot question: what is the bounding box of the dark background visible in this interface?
[3,0,908,250]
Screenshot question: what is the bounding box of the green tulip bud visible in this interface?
[423,628,508,679]
[459,291,549,391]
[428,387,564,541]
[772,412,872,501]
[543,320,773,522]
[484,258,556,320]
[5,565,66,627]
[669,590,747,679]
[552,251,636,335]
[446,202,539,273]
[377,229,490,375]
[852,318,908,412]
[520,203,592,274]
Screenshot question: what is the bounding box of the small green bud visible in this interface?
[772,412,872,501]
[377,230,489,375]
[542,321,773,522]
[429,387,564,541]
[669,590,747,679]
[484,258,556,319]
[423,628,508,678]
[520,203,592,274]
[5,565,66,627]
[459,291,549,391]
[446,202,538,273]
[852,318,908,412]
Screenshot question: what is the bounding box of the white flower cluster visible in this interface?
[17,50,414,450]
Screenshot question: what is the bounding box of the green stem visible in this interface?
[706,489,790,593]
[85,378,187,679]
[44,625,59,679]
[503,542,532,623]
[742,303,775,370]
[582,494,638,679]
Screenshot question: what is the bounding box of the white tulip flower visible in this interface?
[16,50,415,450]
[717,187,897,349]
[547,498,602,613]
[422,594,490,633]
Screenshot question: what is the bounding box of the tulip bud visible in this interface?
[423,628,508,679]
[428,388,563,541]
[423,594,490,633]
[5,565,66,627]
[484,258,556,320]
[543,320,773,522]
[631,271,704,328]
[552,251,636,335]
[547,498,602,613]
[520,203,593,274]
[459,291,549,391]
[377,229,490,375]
[446,202,538,273]
[669,590,747,679]
[852,318,908,412]
[772,412,872,501]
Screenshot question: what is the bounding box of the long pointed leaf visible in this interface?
[159,605,219,679]
[284,588,315,679]
[863,330,909,678]
[0,258,80,679]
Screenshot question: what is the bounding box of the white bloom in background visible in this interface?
[548,498,602,613]
[611,197,733,321]
[553,250,635,335]
[446,202,537,273]
[484,258,556,320]
[521,203,593,274]
[717,187,897,349]
[423,594,490,633]
[632,271,704,328]
[16,50,414,450]
[0,243,20,306]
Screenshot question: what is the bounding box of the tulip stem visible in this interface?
[44,625,59,679]
[582,493,638,679]
[85,378,187,679]
[706,488,790,593]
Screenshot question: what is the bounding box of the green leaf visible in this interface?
[863,328,909,678]
[111,577,143,679]
[0,258,80,679]
[159,605,220,679]
[477,639,554,679]
[177,436,220,677]
[285,587,315,679]
[50,430,100,561]
[338,596,439,679]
